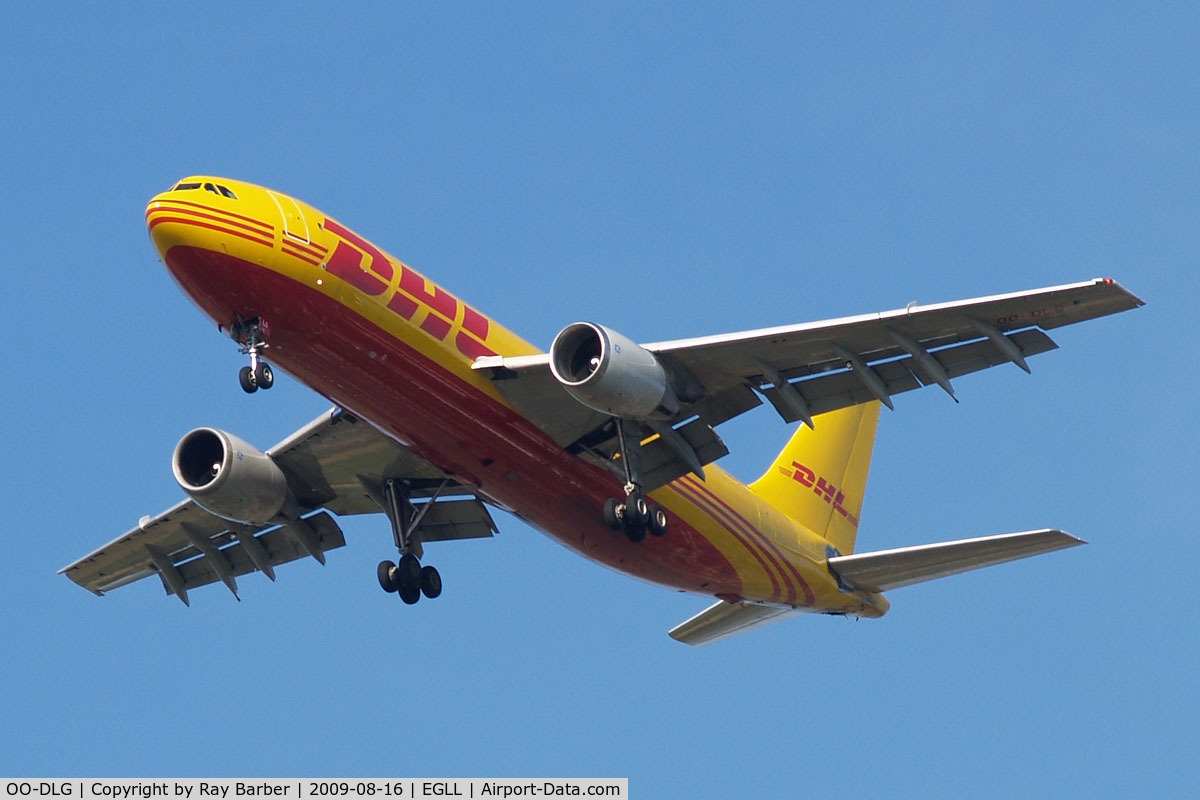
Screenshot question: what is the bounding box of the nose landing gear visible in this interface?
[231,316,275,393]
[238,362,274,393]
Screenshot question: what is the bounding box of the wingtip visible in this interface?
[1045,528,1087,547]
[1097,277,1146,307]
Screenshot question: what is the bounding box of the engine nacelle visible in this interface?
[172,427,292,525]
[549,322,679,419]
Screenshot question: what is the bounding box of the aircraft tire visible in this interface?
[603,498,623,530]
[648,504,668,536]
[420,565,442,599]
[255,362,274,389]
[377,560,398,593]
[624,519,647,543]
[238,366,257,393]
[397,553,422,592]
[398,584,421,605]
[627,492,650,526]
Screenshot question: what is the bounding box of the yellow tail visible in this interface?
[748,402,881,555]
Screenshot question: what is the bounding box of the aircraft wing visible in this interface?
[475,278,1143,490]
[60,409,497,604]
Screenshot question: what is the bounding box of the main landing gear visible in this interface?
[602,419,668,543]
[377,553,442,604]
[231,316,275,394]
[373,478,443,605]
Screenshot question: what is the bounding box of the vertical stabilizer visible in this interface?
[748,402,880,555]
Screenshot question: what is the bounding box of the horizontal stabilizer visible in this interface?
[827,529,1084,593]
[668,600,803,647]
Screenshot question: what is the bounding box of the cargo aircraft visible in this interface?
[60,177,1143,644]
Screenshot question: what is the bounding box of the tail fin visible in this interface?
[748,401,880,555]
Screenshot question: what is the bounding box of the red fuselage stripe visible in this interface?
[155,198,276,231]
[148,205,275,238]
[282,237,328,258]
[282,245,321,266]
[681,474,792,599]
[149,216,275,248]
[681,475,815,605]
[672,479,787,603]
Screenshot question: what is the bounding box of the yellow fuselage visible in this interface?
[146,176,888,617]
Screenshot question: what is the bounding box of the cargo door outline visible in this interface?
[267,190,311,244]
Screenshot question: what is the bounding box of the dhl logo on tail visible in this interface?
[780,461,861,528]
[750,402,880,556]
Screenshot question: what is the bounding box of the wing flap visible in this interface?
[668,600,803,646]
[412,498,498,543]
[170,512,346,595]
[639,418,729,490]
[60,499,264,595]
[827,529,1085,593]
[760,328,1057,422]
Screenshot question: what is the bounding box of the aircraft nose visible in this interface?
[145,178,220,254]
[144,180,225,255]
[145,192,177,255]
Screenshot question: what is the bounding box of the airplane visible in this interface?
[60,176,1144,645]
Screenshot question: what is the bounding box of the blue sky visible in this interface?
[2,2,1196,796]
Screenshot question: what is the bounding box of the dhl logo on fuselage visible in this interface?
[318,218,497,361]
[782,460,860,528]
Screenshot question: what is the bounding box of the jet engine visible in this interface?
[549,322,679,419]
[172,427,293,525]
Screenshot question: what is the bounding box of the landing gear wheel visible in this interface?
[626,492,650,526]
[396,553,422,592]
[624,519,647,543]
[623,492,649,542]
[238,365,257,393]
[603,498,623,530]
[420,565,442,599]
[648,504,668,537]
[254,362,274,390]
[398,584,421,605]
[377,560,398,593]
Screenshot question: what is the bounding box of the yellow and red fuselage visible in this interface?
[145,176,887,617]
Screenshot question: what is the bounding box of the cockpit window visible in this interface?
[172,180,236,199]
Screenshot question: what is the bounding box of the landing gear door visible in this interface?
[267,190,311,245]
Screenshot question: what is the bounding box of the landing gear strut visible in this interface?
[231,316,274,393]
[602,419,668,542]
[373,478,444,604]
